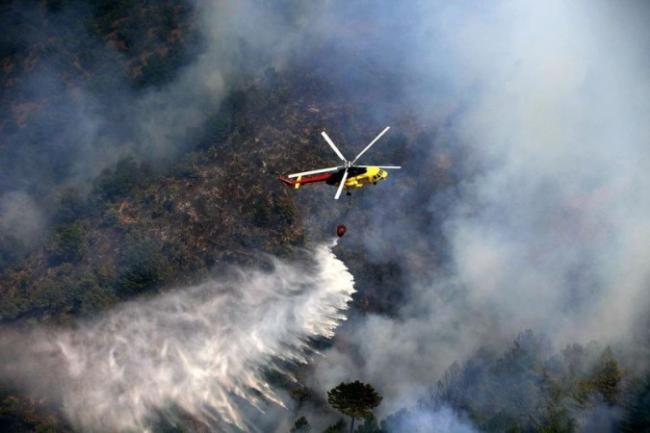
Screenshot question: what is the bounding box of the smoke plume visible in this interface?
[0,242,354,432]
[303,0,650,424]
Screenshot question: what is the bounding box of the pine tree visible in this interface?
[620,374,650,433]
[327,381,382,433]
[591,347,622,405]
[290,416,311,433]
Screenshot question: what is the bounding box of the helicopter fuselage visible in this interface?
[278,166,388,190]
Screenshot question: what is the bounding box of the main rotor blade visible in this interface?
[352,126,390,164]
[356,165,401,169]
[334,169,349,200]
[321,131,347,162]
[287,166,342,178]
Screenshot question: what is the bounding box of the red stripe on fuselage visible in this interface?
[278,172,334,186]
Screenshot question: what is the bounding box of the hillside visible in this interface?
[1,1,649,433]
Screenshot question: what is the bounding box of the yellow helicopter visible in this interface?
[279,127,401,199]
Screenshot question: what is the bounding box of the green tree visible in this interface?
[290,416,311,433]
[620,374,650,432]
[74,273,117,316]
[327,381,382,433]
[49,223,85,265]
[94,156,143,202]
[117,237,169,295]
[538,401,575,433]
[54,187,87,224]
[321,419,346,433]
[591,347,622,405]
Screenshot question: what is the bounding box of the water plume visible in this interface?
[1,242,354,432]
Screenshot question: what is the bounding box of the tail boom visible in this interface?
[278,172,333,189]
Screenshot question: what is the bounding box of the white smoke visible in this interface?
[383,406,479,433]
[0,191,46,247]
[309,0,650,420]
[1,242,354,432]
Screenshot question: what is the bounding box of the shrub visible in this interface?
[116,237,169,295]
[49,223,85,265]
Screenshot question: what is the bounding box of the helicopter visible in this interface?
[278,126,401,199]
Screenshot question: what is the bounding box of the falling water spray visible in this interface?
[0,242,354,432]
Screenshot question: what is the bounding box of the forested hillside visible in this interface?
[0,1,648,433]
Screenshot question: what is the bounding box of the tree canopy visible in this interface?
[328,381,382,433]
